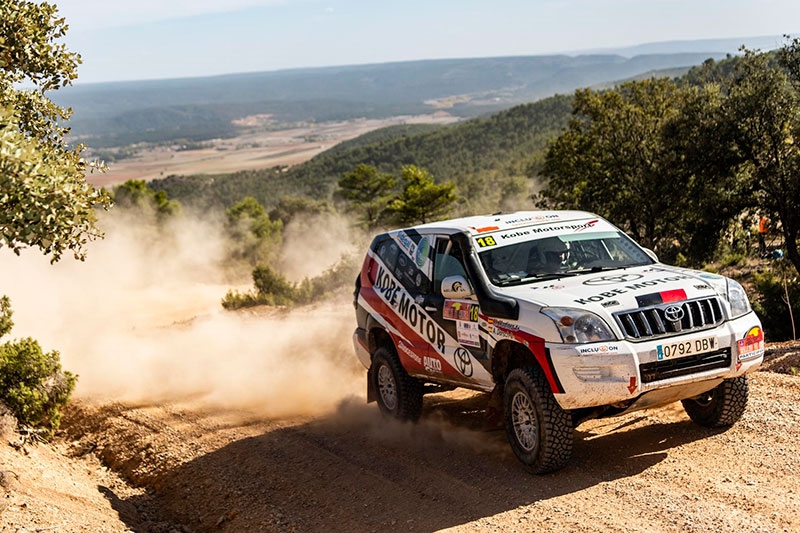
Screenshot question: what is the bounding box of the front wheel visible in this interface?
[503,367,573,473]
[681,375,749,428]
[370,347,423,421]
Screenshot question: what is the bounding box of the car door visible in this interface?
[422,235,492,384]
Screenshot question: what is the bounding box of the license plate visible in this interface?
[656,335,718,361]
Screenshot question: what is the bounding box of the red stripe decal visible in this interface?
[659,289,686,303]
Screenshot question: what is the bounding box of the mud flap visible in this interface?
[483,382,504,429]
[367,364,376,403]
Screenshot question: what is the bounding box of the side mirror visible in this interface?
[644,248,659,262]
[441,275,473,299]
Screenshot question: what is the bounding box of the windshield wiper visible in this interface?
[567,265,625,274]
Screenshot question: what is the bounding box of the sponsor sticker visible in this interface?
[493,220,617,246]
[456,321,481,347]
[415,237,430,268]
[574,274,693,305]
[574,219,599,232]
[578,344,621,355]
[504,214,561,227]
[443,300,479,322]
[737,326,765,361]
[424,355,442,373]
[397,340,422,365]
[392,230,432,278]
[373,264,446,354]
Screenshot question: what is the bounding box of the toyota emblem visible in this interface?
[454,347,473,377]
[664,305,684,322]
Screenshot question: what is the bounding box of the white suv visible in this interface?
[352,211,764,472]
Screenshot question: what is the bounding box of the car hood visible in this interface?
[495,265,727,314]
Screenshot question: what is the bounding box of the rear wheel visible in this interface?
[370,346,423,421]
[681,375,749,427]
[503,367,573,473]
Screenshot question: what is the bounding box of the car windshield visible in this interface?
[477,228,654,286]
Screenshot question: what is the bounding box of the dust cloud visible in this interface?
[0,209,364,418]
[278,212,364,281]
[332,397,513,460]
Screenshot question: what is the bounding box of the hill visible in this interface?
[149,94,574,213]
[55,53,723,147]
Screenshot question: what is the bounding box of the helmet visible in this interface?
[539,238,568,265]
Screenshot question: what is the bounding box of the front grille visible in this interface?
[640,348,731,383]
[614,297,724,341]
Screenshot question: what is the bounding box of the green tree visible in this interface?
[268,195,332,226]
[0,0,111,262]
[721,43,800,276]
[337,163,396,229]
[226,196,283,267]
[113,179,181,220]
[385,165,457,226]
[539,79,731,264]
[0,1,111,437]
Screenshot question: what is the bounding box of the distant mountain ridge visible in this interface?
[54,35,791,147]
[572,34,792,56]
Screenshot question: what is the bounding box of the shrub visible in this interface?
[222,255,358,310]
[252,264,298,305]
[0,296,76,437]
[295,255,358,304]
[221,289,275,310]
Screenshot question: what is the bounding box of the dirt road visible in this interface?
[33,346,796,533]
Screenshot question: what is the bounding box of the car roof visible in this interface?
[404,210,601,236]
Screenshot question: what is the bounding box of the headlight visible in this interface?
[541,308,616,343]
[727,279,752,318]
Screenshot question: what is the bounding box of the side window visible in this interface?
[433,237,470,293]
[396,251,430,294]
[376,239,399,272]
[373,236,431,294]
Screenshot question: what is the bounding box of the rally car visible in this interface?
[351,211,764,473]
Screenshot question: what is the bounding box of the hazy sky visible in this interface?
[55,0,799,84]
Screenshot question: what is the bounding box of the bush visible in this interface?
[222,256,358,310]
[0,296,76,437]
[295,255,358,304]
[0,339,76,436]
[221,289,272,309]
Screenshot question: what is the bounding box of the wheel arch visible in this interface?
[366,319,396,358]
[491,339,564,394]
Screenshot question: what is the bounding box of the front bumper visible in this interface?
[547,312,764,411]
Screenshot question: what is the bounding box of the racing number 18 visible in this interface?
[476,236,497,248]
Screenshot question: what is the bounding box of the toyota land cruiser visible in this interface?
[351,211,764,473]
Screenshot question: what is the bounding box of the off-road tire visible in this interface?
[371,346,423,421]
[681,375,749,428]
[503,367,573,474]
